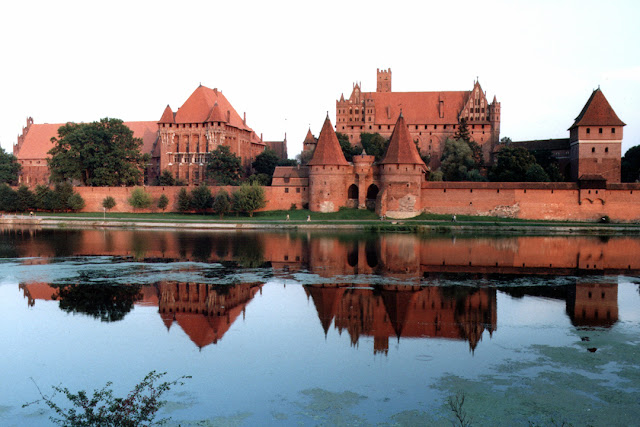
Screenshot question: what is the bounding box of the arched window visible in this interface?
[348,184,358,199]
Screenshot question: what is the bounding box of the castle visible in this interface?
[330,69,501,168]
[13,84,287,186]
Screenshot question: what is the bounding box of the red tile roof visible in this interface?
[15,121,159,160]
[206,102,227,123]
[158,105,175,124]
[174,85,251,131]
[380,113,426,166]
[364,91,469,125]
[570,89,626,129]
[303,128,316,144]
[307,116,350,166]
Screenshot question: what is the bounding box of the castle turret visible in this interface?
[569,89,625,183]
[308,115,352,213]
[378,113,426,218]
[376,68,392,93]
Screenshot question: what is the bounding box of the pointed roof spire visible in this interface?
[570,88,626,129]
[158,105,174,124]
[303,128,316,144]
[380,113,426,166]
[307,116,349,166]
[206,102,227,123]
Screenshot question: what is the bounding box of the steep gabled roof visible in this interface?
[363,90,469,125]
[380,113,426,166]
[174,85,251,131]
[570,89,626,130]
[307,116,349,166]
[158,105,175,124]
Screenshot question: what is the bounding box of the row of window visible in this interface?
[586,127,617,134]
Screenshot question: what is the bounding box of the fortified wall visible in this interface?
[62,180,640,222]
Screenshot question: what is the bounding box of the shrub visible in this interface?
[232,183,266,217]
[157,194,169,213]
[177,188,191,213]
[24,371,190,427]
[128,187,152,210]
[212,190,231,219]
[102,196,116,212]
[190,185,213,214]
[67,193,85,212]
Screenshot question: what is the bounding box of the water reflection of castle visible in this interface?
[305,284,496,354]
[20,277,619,352]
[11,230,634,350]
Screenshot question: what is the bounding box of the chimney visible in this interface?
[243,112,246,125]
[226,110,230,122]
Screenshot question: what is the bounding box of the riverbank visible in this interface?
[2,211,640,235]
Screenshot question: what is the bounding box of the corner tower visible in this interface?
[569,89,625,183]
[378,113,427,218]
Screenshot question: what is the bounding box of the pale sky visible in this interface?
[1,0,638,159]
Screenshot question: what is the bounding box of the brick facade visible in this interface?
[336,69,501,168]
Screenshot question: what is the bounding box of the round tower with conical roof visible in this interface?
[378,113,427,218]
[308,115,353,212]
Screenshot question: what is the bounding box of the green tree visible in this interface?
[296,148,314,165]
[102,196,116,213]
[277,158,298,167]
[360,133,388,161]
[622,145,640,182]
[232,183,266,217]
[48,118,149,186]
[157,194,169,213]
[127,187,152,210]
[248,173,271,186]
[212,189,232,219]
[252,149,280,179]
[177,188,191,212]
[16,185,36,212]
[532,149,564,182]
[337,132,362,162]
[490,146,541,182]
[190,184,213,214]
[0,184,18,212]
[24,371,190,427]
[0,147,21,185]
[155,169,176,186]
[53,182,75,212]
[454,118,471,143]
[34,185,54,211]
[206,145,242,185]
[524,163,551,182]
[500,136,513,145]
[439,139,485,181]
[67,193,85,211]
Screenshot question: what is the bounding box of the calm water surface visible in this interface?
[0,228,639,426]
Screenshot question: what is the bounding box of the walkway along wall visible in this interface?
[420,182,640,222]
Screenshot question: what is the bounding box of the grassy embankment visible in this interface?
[20,208,640,235]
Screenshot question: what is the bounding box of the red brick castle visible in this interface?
[332,69,501,168]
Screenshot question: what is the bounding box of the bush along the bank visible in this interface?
[0,183,85,213]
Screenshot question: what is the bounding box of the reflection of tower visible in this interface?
[157,282,263,348]
[566,278,618,327]
[304,284,497,354]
